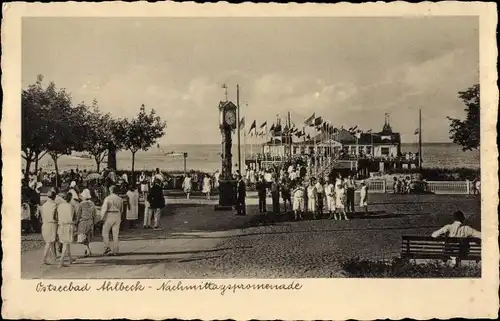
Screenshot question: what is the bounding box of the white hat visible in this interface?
[70,181,77,188]
[80,189,92,200]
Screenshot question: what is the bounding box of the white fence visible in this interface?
[360,180,473,195]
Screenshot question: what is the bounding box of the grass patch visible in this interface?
[341,257,481,278]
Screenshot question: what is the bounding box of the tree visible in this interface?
[120,104,166,182]
[40,81,83,187]
[22,75,52,180]
[448,84,480,151]
[81,100,122,172]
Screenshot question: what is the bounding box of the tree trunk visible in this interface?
[34,154,39,173]
[24,159,32,182]
[95,155,101,173]
[51,153,60,188]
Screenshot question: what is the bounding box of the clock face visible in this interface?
[224,110,236,126]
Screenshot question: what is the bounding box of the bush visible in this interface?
[340,257,481,278]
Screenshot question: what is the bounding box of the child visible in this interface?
[335,182,348,220]
[359,181,368,214]
[292,179,305,220]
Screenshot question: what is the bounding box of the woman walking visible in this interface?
[57,193,77,267]
[40,190,58,265]
[202,174,212,200]
[182,174,192,200]
[126,185,140,228]
[76,189,96,257]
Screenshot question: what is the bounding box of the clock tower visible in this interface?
[216,100,238,208]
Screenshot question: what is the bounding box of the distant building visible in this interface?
[337,122,401,159]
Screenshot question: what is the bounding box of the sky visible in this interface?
[22,17,479,144]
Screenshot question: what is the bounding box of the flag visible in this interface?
[351,125,358,132]
[274,123,282,134]
[314,116,323,126]
[283,125,289,133]
[367,129,372,133]
[270,123,275,131]
[260,121,267,128]
[248,120,256,134]
[239,117,245,129]
[304,113,315,126]
[414,128,419,135]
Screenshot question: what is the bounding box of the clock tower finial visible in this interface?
[221,83,228,102]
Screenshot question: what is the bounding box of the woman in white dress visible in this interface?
[324,178,336,219]
[182,175,192,200]
[202,174,212,200]
[306,178,317,216]
[57,193,76,267]
[292,179,305,220]
[126,185,140,228]
[335,182,348,220]
[359,181,368,214]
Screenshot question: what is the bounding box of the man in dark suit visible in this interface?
[236,175,246,216]
[255,175,267,213]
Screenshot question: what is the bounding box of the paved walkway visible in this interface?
[21,204,258,279]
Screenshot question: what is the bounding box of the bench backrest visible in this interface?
[401,235,481,260]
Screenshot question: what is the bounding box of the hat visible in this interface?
[361,180,366,184]
[70,189,80,200]
[80,189,92,200]
[70,181,77,188]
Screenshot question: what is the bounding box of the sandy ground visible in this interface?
[21,193,480,279]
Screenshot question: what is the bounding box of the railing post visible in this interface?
[382,179,387,193]
[465,179,470,194]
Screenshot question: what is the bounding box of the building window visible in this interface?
[366,146,372,155]
[381,147,390,156]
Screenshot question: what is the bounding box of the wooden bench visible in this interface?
[401,235,481,264]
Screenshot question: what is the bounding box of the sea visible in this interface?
[26,143,480,173]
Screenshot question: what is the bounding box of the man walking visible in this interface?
[147,179,165,230]
[101,185,124,255]
[236,175,246,216]
[345,175,356,214]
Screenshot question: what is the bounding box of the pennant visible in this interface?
[414,128,419,135]
[260,121,267,128]
[314,116,323,126]
[304,113,315,126]
[367,129,372,133]
[239,117,245,128]
[270,123,275,131]
[248,120,256,134]
[306,134,311,140]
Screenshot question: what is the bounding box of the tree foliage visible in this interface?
[448,84,480,151]
[80,100,123,172]
[22,76,167,185]
[120,104,167,178]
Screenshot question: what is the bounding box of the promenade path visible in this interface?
[21,194,480,279]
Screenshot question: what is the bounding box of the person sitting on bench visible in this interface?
[431,210,481,239]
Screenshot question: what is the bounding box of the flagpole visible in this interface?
[236,84,241,175]
[419,108,422,171]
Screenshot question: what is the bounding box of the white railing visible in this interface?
[425,181,470,194]
[365,180,472,194]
